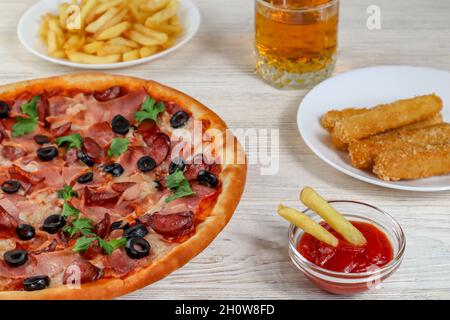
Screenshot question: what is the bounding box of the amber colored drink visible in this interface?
[255,0,339,89]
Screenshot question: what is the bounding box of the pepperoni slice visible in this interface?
[111,182,137,193]
[145,133,170,165]
[84,187,120,208]
[2,146,25,161]
[63,260,103,284]
[144,211,194,238]
[81,242,103,260]
[83,137,103,160]
[50,122,71,137]
[36,92,49,124]
[94,86,127,102]
[94,213,111,238]
[137,120,160,138]
[9,165,43,185]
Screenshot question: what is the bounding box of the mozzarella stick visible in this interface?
[373,144,450,181]
[333,94,443,143]
[277,205,338,247]
[321,108,368,132]
[348,115,445,169]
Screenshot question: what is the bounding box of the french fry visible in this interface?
[133,23,168,43]
[123,49,140,61]
[80,0,98,24]
[277,205,338,247]
[86,7,118,33]
[96,21,130,40]
[93,9,129,38]
[108,37,139,48]
[82,41,104,54]
[92,0,123,16]
[66,51,121,64]
[139,45,159,57]
[142,0,170,12]
[128,30,164,46]
[64,34,85,51]
[97,44,130,56]
[145,0,179,27]
[300,187,367,246]
[130,0,147,24]
[154,21,182,34]
[50,50,67,59]
[47,31,58,54]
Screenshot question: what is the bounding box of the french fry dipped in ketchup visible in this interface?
[300,187,367,246]
[278,187,393,274]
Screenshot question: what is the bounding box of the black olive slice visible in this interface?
[110,220,130,232]
[37,147,58,162]
[111,115,130,135]
[41,214,66,234]
[168,157,185,174]
[125,237,150,259]
[34,135,50,145]
[23,275,50,291]
[76,172,94,184]
[16,224,36,241]
[103,163,124,177]
[4,249,28,267]
[1,180,21,194]
[77,151,95,167]
[137,156,157,173]
[170,111,189,128]
[123,223,148,239]
[0,101,10,119]
[197,170,219,188]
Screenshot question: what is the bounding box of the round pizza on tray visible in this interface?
[0,73,246,299]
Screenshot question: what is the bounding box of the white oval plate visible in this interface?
[17,0,201,70]
[297,65,450,192]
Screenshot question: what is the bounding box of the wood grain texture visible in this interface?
[1,0,450,300]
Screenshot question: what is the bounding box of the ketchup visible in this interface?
[298,221,393,273]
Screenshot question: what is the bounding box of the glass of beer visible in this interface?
[255,0,339,90]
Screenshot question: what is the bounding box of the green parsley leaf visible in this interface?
[165,169,195,203]
[61,202,80,219]
[135,97,165,124]
[98,237,127,255]
[57,185,78,201]
[107,138,129,157]
[64,218,95,237]
[56,134,83,150]
[12,117,38,137]
[21,96,40,118]
[72,236,97,253]
[12,96,41,137]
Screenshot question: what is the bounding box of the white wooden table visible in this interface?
[1,0,450,300]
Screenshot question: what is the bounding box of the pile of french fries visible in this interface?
[278,187,367,247]
[39,0,183,64]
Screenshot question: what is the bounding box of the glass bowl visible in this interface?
[288,200,406,295]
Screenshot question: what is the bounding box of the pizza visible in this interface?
[0,74,246,299]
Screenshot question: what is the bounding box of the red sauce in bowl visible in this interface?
[298,221,393,273]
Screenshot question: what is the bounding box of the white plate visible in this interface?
[17,0,200,69]
[297,65,450,192]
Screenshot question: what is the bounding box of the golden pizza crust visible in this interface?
[0,73,247,300]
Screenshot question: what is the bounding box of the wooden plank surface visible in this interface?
[1,0,450,299]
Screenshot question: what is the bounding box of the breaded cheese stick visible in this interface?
[373,144,450,181]
[333,94,443,143]
[321,108,368,131]
[348,115,445,169]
